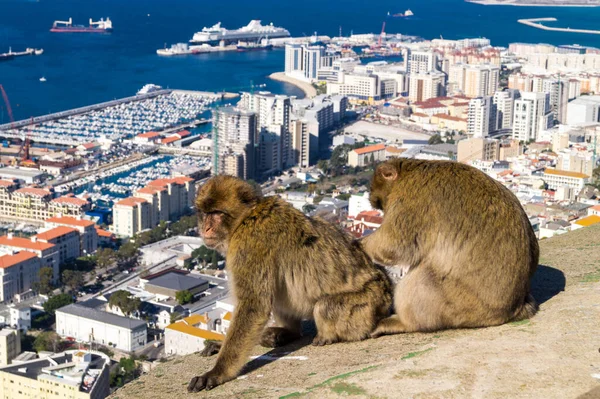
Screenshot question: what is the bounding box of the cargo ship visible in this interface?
[0,47,43,61]
[190,20,289,45]
[50,18,113,33]
[236,42,273,51]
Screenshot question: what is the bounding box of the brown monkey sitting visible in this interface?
[361,159,539,337]
[188,175,392,392]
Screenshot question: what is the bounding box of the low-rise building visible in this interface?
[348,192,373,218]
[0,328,21,366]
[141,271,209,299]
[457,137,499,163]
[35,226,81,267]
[165,314,225,357]
[347,144,386,167]
[0,252,41,303]
[56,304,147,352]
[542,169,590,191]
[0,350,111,399]
[45,216,99,255]
[0,234,59,282]
[134,132,162,144]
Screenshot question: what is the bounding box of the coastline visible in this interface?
[269,72,317,98]
[467,0,600,6]
[518,17,600,34]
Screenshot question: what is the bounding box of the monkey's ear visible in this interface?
[377,163,398,181]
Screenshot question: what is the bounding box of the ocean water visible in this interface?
[1,0,600,121]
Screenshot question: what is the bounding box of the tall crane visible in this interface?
[378,21,386,47]
[0,84,15,166]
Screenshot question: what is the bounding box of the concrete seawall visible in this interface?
[518,17,600,35]
[269,72,317,98]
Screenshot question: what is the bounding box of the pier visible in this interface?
[518,18,600,35]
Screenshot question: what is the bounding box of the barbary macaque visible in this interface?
[188,175,392,392]
[361,159,538,337]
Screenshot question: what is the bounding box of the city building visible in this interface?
[140,270,209,299]
[134,132,162,144]
[493,89,520,131]
[35,226,81,267]
[457,137,499,163]
[0,252,41,303]
[0,350,111,399]
[284,43,337,82]
[56,304,147,352]
[0,328,20,366]
[0,234,59,282]
[467,97,492,138]
[566,96,600,125]
[165,314,225,356]
[347,144,386,167]
[556,149,595,176]
[408,51,439,75]
[512,92,553,142]
[408,72,446,102]
[542,79,569,124]
[45,216,99,255]
[348,192,373,218]
[212,107,257,180]
[112,197,151,237]
[543,169,590,191]
[449,64,500,98]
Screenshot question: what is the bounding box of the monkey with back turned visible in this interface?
[361,158,539,337]
[187,175,392,392]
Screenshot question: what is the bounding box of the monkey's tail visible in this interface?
[511,293,538,322]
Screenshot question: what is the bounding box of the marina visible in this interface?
[0,90,223,146]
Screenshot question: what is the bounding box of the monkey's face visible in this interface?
[196,175,261,254]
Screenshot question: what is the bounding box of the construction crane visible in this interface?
[0,84,16,166]
[15,117,34,166]
[378,21,386,47]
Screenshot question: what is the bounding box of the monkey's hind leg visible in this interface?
[313,279,391,346]
[371,315,409,338]
[200,340,222,357]
[260,310,302,348]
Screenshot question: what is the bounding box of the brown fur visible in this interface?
[361,159,539,337]
[187,175,392,392]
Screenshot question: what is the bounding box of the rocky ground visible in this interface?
[110,225,600,399]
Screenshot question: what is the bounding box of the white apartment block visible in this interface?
[165,314,226,357]
[0,234,59,283]
[0,252,41,303]
[493,89,519,130]
[35,226,81,267]
[284,44,336,82]
[348,192,374,218]
[457,137,499,163]
[467,97,492,138]
[408,72,446,102]
[566,96,600,125]
[542,79,569,124]
[512,91,553,142]
[113,197,151,237]
[543,168,590,191]
[213,107,257,180]
[450,64,499,98]
[327,73,380,101]
[556,149,595,176]
[347,144,386,167]
[409,51,438,74]
[45,216,99,255]
[56,304,147,352]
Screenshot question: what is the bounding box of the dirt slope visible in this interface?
[110,225,600,399]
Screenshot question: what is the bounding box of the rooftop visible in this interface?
[0,235,55,251]
[51,195,89,207]
[0,180,17,188]
[36,226,79,242]
[115,197,148,207]
[0,251,38,269]
[165,320,225,341]
[46,216,95,228]
[56,304,147,330]
[544,168,590,179]
[145,272,208,292]
[137,132,162,139]
[353,144,386,155]
[574,215,600,227]
[15,187,51,197]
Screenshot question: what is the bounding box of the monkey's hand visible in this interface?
[187,368,235,392]
[200,340,222,357]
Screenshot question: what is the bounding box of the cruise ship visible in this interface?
[190,20,290,45]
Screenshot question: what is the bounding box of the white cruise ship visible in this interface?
[190,20,290,44]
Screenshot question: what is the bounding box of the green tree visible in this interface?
[175,290,193,305]
[34,331,62,352]
[34,267,54,295]
[317,160,329,173]
[62,270,84,293]
[43,293,74,315]
[302,204,317,214]
[211,250,219,269]
[108,290,141,316]
[95,247,116,270]
[192,245,214,267]
[428,134,443,145]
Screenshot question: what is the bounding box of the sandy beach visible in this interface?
[269,72,317,98]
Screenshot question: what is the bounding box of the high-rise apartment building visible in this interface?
[493,89,520,131]
[542,79,569,124]
[512,92,553,142]
[449,64,499,98]
[408,72,446,102]
[213,107,257,180]
[408,51,438,75]
[467,97,492,138]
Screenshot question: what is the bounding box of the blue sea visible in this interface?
[1,0,600,121]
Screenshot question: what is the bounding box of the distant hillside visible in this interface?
[110,225,600,399]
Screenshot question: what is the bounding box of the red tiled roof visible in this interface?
[36,226,78,241]
[433,113,467,122]
[356,214,384,224]
[15,187,51,197]
[80,142,99,150]
[0,180,16,188]
[411,112,429,118]
[0,236,55,251]
[177,130,191,138]
[95,228,114,238]
[0,251,38,269]
[161,136,180,144]
[353,144,386,155]
[136,132,161,139]
[136,186,167,195]
[115,197,148,207]
[51,196,89,207]
[46,216,95,228]
[147,177,194,188]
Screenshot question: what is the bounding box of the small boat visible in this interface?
[393,9,414,18]
[40,77,47,82]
